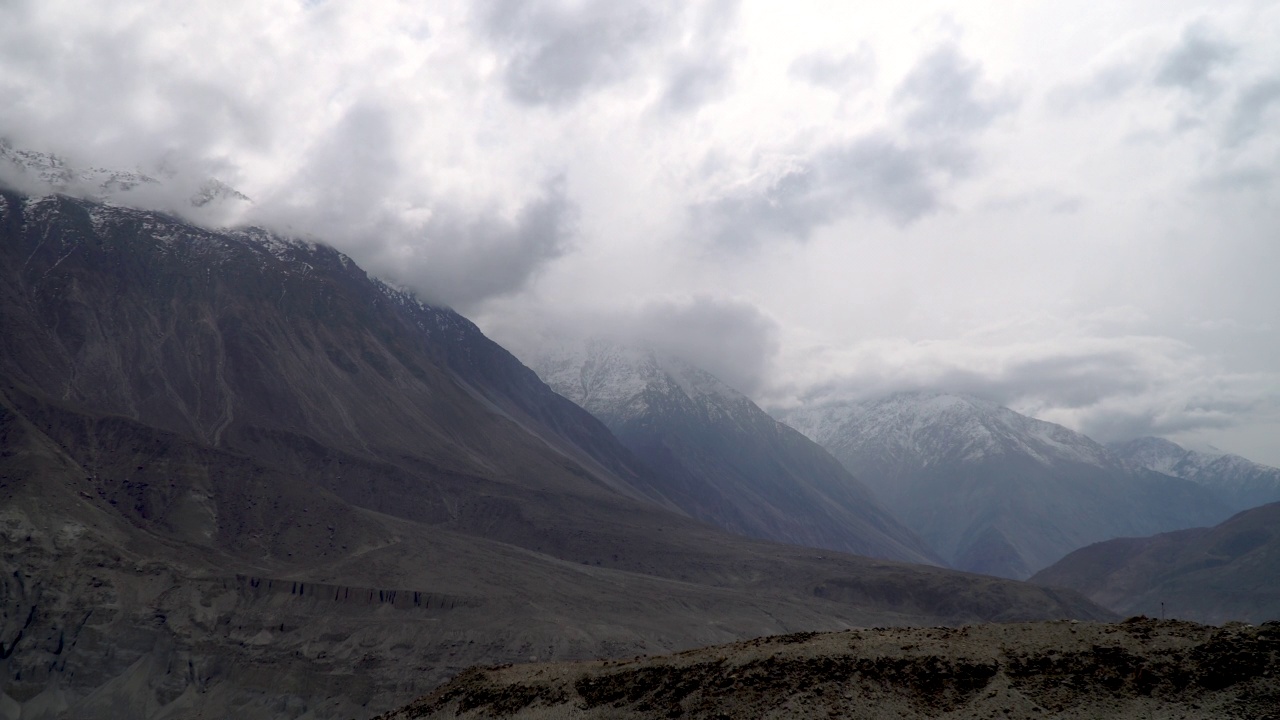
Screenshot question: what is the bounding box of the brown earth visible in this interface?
[382,617,1280,720]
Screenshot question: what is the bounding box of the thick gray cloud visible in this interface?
[1154,23,1237,92]
[1048,23,1237,112]
[790,344,1158,411]
[789,46,875,89]
[658,0,739,113]
[629,296,779,395]
[694,133,956,246]
[0,2,267,180]
[1197,162,1275,191]
[254,101,403,233]
[960,352,1157,410]
[894,44,1016,135]
[1042,17,1278,207]
[479,0,741,112]
[1046,65,1143,112]
[662,58,732,113]
[376,183,574,310]
[480,0,671,106]
[982,190,1084,214]
[248,101,574,310]
[1072,394,1274,444]
[693,45,1007,246]
[1224,77,1280,147]
[1052,19,1250,115]
[818,136,960,219]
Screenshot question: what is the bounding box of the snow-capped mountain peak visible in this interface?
[1111,436,1280,512]
[779,391,1234,578]
[783,391,1115,470]
[526,337,942,565]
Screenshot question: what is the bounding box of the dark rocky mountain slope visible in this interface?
[531,339,941,565]
[1032,502,1280,624]
[0,190,1109,719]
[782,392,1233,579]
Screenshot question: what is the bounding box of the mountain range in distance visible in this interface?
[780,393,1238,580]
[530,340,1275,586]
[1110,436,1280,513]
[3,146,1278,719]
[531,339,941,566]
[526,340,1280,630]
[0,183,1107,720]
[569,348,1279,620]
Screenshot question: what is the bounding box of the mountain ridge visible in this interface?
[780,391,1234,579]
[1110,436,1280,512]
[1031,501,1280,624]
[531,339,942,565]
[0,188,1108,718]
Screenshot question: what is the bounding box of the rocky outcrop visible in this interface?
[383,618,1280,719]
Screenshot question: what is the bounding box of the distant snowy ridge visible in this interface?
[1111,436,1280,512]
[779,390,1232,578]
[783,391,1116,470]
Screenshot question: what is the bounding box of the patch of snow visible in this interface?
[232,226,320,262]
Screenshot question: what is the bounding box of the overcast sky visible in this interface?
[2,0,1278,464]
